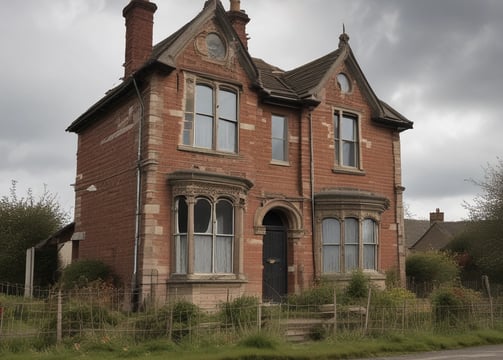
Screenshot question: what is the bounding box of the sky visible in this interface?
[1,0,502,222]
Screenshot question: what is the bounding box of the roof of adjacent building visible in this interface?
[67,0,413,133]
[408,220,469,252]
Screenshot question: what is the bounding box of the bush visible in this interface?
[219,296,259,330]
[372,287,416,308]
[59,260,119,290]
[346,270,370,300]
[133,300,201,342]
[238,332,277,349]
[406,251,459,285]
[42,301,120,344]
[430,286,482,329]
[287,283,337,307]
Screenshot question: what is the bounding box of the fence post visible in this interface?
[364,286,371,334]
[257,303,262,331]
[57,290,62,344]
[483,275,494,328]
[0,304,3,337]
[332,288,337,336]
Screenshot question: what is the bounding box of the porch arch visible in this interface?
[253,199,304,239]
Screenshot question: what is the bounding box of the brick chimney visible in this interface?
[123,0,157,78]
[227,0,250,49]
[430,208,444,224]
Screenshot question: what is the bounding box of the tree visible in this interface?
[456,158,503,282]
[0,181,69,287]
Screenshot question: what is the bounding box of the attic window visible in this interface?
[206,33,226,60]
[337,73,351,93]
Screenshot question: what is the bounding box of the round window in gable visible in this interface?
[337,73,351,93]
[206,33,226,60]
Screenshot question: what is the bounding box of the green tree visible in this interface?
[0,181,68,287]
[460,158,503,283]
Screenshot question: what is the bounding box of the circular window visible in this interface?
[206,33,226,60]
[337,73,351,93]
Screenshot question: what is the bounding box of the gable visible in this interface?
[152,0,258,84]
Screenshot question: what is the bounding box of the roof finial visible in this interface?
[338,24,350,49]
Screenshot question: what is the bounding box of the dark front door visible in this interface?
[262,224,287,302]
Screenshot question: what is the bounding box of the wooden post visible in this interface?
[257,303,262,331]
[364,286,371,334]
[333,288,337,336]
[483,275,494,328]
[57,290,62,344]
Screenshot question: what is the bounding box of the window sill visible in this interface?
[177,145,240,158]
[270,159,290,166]
[321,270,385,281]
[332,167,366,176]
[168,273,247,284]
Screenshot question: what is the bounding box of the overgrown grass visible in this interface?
[2,329,503,359]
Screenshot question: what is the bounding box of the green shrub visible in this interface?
[430,286,482,329]
[59,259,119,290]
[219,296,259,330]
[133,300,201,342]
[346,270,370,300]
[406,251,459,284]
[238,332,277,349]
[372,287,416,308]
[287,283,337,307]
[41,301,120,344]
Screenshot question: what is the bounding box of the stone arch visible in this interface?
[254,199,304,240]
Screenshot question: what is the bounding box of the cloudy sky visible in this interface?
[1,0,502,221]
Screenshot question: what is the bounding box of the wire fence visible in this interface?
[1,283,502,344]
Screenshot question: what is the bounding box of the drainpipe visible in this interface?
[308,109,316,281]
[132,77,144,311]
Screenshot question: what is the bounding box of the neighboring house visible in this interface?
[407,209,468,252]
[66,0,412,309]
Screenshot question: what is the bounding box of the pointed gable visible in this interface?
[151,0,258,82]
[253,32,413,131]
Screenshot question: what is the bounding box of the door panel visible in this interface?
[263,226,287,302]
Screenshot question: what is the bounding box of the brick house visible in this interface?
[66,0,412,309]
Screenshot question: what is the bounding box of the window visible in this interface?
[184,78,238,153]
[336,73,351,93]
[271,115,287,162]
[334,111,359,168]
[175,196,234,274]
[168,170,253,279]
[321,217,378,273]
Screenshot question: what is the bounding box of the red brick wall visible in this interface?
[73,96,140,287]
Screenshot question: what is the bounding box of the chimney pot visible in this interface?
[230,0,240,12]
[227,0,250,49]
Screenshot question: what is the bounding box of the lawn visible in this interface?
[3,329,503,359]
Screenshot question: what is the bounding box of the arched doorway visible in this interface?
[262,210,287,302]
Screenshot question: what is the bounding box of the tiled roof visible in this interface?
[68,0,412,133]
[283,49,340,99]
[253,58,297,101]
[409,221,469,251]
